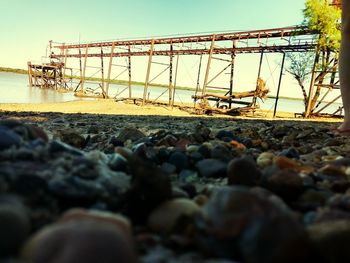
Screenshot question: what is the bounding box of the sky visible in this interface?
[0,0,306,69]
[0,0,316,100]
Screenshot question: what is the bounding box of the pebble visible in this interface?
[116,127,146,142]
[195,186,310,262]
[0,114,349,262]
[256,152,275,168]
[168,151,189,172]
[147,198,201,234]
[59,208,132,236]
[262,169,304,202]
[0,196,30,257]
[308,220,350,263]
[196,159,227,178]
[0,128,21,150]
[227,158,262,186]
[53,128,86,148]
[210,144,233,161]
[22,220,138,263]
[108,153,128,172]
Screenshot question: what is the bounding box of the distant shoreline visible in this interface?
[0,67,27,75]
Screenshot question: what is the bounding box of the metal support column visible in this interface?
[78,48,82,90]
[128,45,132,99]
[273,52,286,117]
[194,55,203,106]
[202,34,216,96]
[80,44,89,93]
[172,54,180,108]
[253,49,264,107]
[169,44,173,105]
[143,39,155,106]
[62,46,68,89]
[106,42,115,97]
[229,40,236,109]
[100,48,105,97]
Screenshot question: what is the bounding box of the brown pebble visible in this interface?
[59,208,132,237]
[22,220,138,263]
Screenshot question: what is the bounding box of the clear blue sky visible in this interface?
[0,0,306,69]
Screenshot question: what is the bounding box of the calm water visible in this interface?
[0,72,80,103]
[0,72,343,114]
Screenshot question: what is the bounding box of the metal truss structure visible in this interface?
[27,26,342,117]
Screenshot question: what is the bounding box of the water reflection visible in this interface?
[0,71,343,114]
[0,72,79,104]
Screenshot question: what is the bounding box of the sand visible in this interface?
[0,99,343,125]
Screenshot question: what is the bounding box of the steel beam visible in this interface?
[53,26,309,49]
[169,44,173,105]
[273,52,286,117]
[51,44,315,59]
[143,39,155,105]
[202,34,216,96]
[229,40,236,109]
[106,42,115,97]
[80,44,89,93]
[128,45,132,98]
[100,48,105,97]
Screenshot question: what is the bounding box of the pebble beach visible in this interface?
[1,100,350,263]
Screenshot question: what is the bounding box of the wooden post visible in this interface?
[40,65,44,89]
[27,62,33,87]
[33,65,38,87]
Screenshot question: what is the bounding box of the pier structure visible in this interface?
[27,61,73,90]
[29,26,342,117]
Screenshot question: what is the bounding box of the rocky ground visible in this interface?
[1,110,350,263]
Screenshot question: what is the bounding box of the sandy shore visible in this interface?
[0,99,343,124]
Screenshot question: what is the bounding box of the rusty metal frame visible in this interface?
[28,26,343,116]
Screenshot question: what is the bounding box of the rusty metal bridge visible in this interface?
[27,26,341,117]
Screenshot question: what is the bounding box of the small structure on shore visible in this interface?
[27,61,72,90]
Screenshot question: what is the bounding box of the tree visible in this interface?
[302,0,341,115]
[285,52,315,108]
[286,0,340,114]
[303,0,341,52]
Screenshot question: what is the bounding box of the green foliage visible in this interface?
[303,0,341,50]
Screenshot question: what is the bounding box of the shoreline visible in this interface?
[0,99,343,124]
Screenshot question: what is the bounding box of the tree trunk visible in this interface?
[295,77,308,109]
